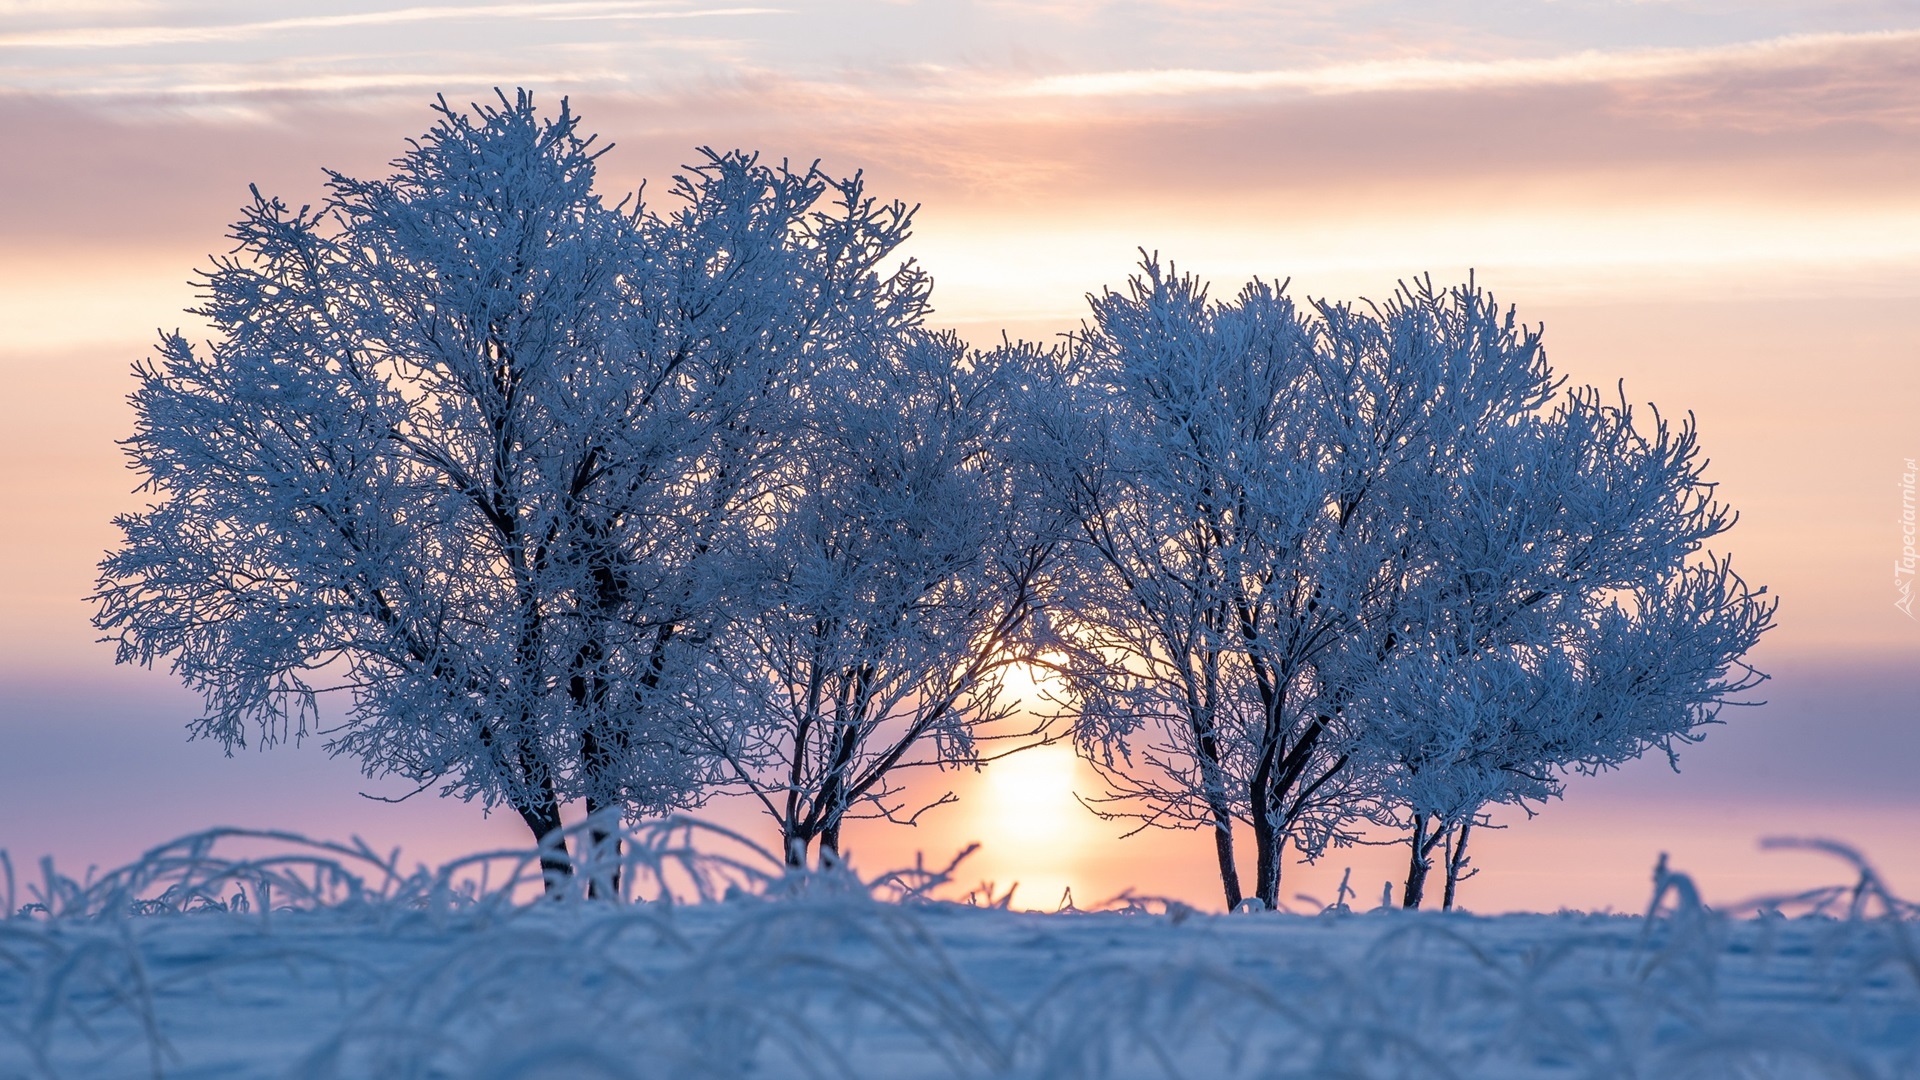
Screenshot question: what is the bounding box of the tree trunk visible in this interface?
[1402,814,1432,909]
[820,819,843,870]
[513,778,572,897]
[1211,816,1243,910]
[1187,693,1241,909]
[582,794,622,901]
[571,624,623,900]
[1442,819,1473,911]
[1253,715,1333,910]
[783,827,811,869]
[1252,809,1280,910]
[1247,734,1280,910]
[812,724,858,872]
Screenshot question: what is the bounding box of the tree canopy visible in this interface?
[96,92,1774,907]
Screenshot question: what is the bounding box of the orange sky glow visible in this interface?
[1,0,1915,913]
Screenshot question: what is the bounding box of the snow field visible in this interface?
[3,824,1917,1079]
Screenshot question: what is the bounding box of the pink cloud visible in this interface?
[6,25,1917,247]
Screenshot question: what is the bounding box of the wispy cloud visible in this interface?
[0,0,156,12]
[0,2,784,50]
[1004,28,1920,100]
[63,69,630,98]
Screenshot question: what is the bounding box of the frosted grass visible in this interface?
[3,819,1917,1078]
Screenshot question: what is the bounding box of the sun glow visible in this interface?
[958,741,1094,910]
[992,655,1066,713]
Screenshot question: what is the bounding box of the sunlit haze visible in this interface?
[1,0,1915,914]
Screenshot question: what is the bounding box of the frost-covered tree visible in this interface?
[1036,260,1774,911]
[1358,567,1773,910]
[92,91,928,885]
[687,333,1058,868]
[1033,262,1365,911]
[1352,388,1775,908]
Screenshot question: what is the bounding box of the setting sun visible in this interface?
[960,742,1093,909]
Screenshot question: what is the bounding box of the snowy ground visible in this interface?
[4,824,1917,1079]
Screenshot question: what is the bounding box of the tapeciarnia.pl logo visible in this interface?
[1898,457,1917,619]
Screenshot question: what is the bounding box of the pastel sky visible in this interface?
[1,0,1916,913]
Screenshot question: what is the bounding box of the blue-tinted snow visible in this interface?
[4,827,1917,1079]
